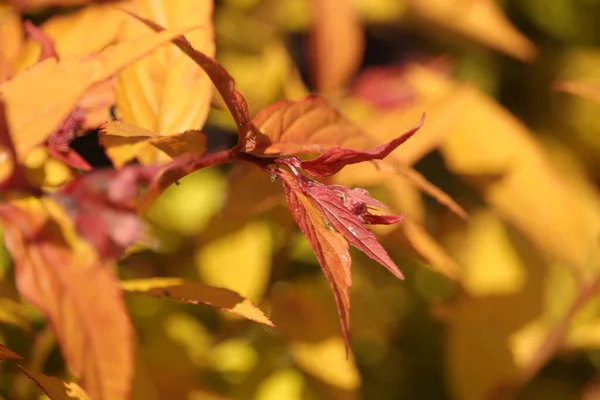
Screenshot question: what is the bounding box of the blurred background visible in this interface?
[4,0,600,399]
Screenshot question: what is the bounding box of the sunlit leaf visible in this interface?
[117,0,215,136]
[195,221,272,304]
[308,0,363,93]
[100,120,207,167]
[277,169,352,351]
[121,278,275,326]
[1,201,134,400]
[0,25,201,161]
[406,0,537,61]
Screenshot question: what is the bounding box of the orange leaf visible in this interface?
[120,278,275,327]
[244,96,372,156]
[17,366,91,400]
[277,169,353,353]
[1,203,134,400]
[308,0,364,93]
[116,0,214,135]
[0,343,23,360]
[0,25,201,161]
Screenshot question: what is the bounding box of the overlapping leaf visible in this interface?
[276,169,353,350]
[100,120,207,167]
[116,0,215,136]
[0,25,201,161]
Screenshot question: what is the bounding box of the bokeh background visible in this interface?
[3,0,600,399]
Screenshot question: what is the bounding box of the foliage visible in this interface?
[1,0,600,399]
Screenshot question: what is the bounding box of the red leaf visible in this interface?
[277,169,353,353]
[1,205,134,400]
[283,166,404,280]
[46,107,91,171]
[308,183,404,279]
[300,116,423,178]
[0,344,23,360]
[54,165,160,259]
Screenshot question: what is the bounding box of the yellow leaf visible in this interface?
[0,4,23,80]
[291,337,361,390]
[145,168,225,235]
[195,221,272,304]
[116,0,215,135]
[208,338,258,375]
[40,3,127,58]
[449,210,527,296]
[406,0,537,61]
[254,369,305,400]
[0,25,201,161]
[405,65,600,271]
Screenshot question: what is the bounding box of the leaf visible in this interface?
[0,25,201,161]
[116,0,215,136]
[299,116,423,178]
[0,99,30,191]
[46,107,91,171]
[100,120,207,167]
[277,169,353,352]
[37,3,126,58]
[195,221,272,305]
[124,12,251,131]
[406,0,537,61]
[0,343,23,360]
[54,165,160,260]
[0,4,23,81]
[243,95,369,156]
[120,278,275,327]
[554,80,600,106]
[1,202,134,400]
[307,0,364,93]
[17,366,91,400]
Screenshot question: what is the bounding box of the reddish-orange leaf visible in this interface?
[0,343,23,360]
[17,366,91,400]
[1,204,134,400]
[308,0,364,93]
[277,169,353,353]
[242,95,369,156]
[120,279,275,327]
